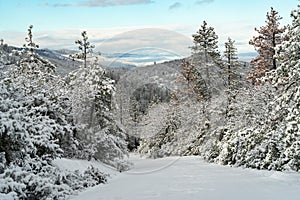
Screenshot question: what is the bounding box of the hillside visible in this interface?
[0,46,136,77]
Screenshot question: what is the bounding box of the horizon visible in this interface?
[0,0,298,60]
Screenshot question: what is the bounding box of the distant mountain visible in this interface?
[53,49,78,56]
[102,48,186,67]
[1,45,255,79]
[0,46,137,76]
[104,51,256,66]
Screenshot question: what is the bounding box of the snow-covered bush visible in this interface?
[138,108,181,158]
[0,73,109,199]
[0,157,109,200]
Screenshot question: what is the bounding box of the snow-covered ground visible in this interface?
[53,158,118,176]
[66,154,300,200]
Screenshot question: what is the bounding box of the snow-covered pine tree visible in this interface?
[68,32,129,170]
[259,4,300,171]
[191,21,220,63]
[70,31,95,68]
[223,37,240,89]
[190,21,222,100]
[10,25,56,95]
[222,37,241,124]
[249,7,287,84]
[213,6,300,171]
[0,26,110,200]
[178,60,210,100]
[178,21,220,102]
[12,25,77,156]
[8,25,75,156]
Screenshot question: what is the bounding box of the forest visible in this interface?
[0,4,299,200]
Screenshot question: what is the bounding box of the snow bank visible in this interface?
[53,158,119,176]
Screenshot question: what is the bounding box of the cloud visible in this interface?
[42,0,154,7]
[80,0,154,7]
[1,26,192,56]
[40,2,72,7]
[168,2,182,10]
[1,22,257,57]
[195,0,214,5]
[97,28,192,56]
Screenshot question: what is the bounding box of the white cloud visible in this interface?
[42,0,154,7]
[195,0,214,5]
[1,22,256,56]
[214,21,257,53]
[97,28,192,56]
[0,26,192,56]
[169,2,182,10]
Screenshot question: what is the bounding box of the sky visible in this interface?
[0,0,299,57]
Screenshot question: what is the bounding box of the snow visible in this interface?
[69,154,300,200]
[53,158,118,176]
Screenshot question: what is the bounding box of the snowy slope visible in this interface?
[69,154,300,200]
[53,158,119,176]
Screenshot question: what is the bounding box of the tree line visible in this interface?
[138,5,299,171]
[0,25,130,199]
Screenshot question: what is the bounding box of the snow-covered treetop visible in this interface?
[23,25,39,54]
[268,5,300,88]
[70,31,95,68]
[191,21,220,61]
[224,37,238,63]
[249,7,287,84]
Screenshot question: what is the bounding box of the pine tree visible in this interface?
[179,60,210,100]
[70,31,95,68]
[249,7,286,84]
[0,25,75,168]
[68,33,128,168]
[223,37,239,89]
[23,25,39,54]
[6,25,77,159]
[11,25,56,95]
[223,37,241,122]
[191,21,220,63]
[214,5,300,171]
[271,5,300,88]
[189,21,221,100]
[261,4,300,171]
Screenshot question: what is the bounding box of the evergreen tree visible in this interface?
[249,7,286,84]
[191,21,220,62]
[214,5,300,171]
[261,4,300,171]
[68,33,128,169]
[11,25,56,95]
[70,31,95,68]
[223,37,239,89]
[179,60,210,100]
[223,37,241,122]
[271,4,300,88]
[189,21,221,100]
[6,25,77,159]
[23,25,39,54]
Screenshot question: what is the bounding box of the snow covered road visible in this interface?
[69,155,300,200]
